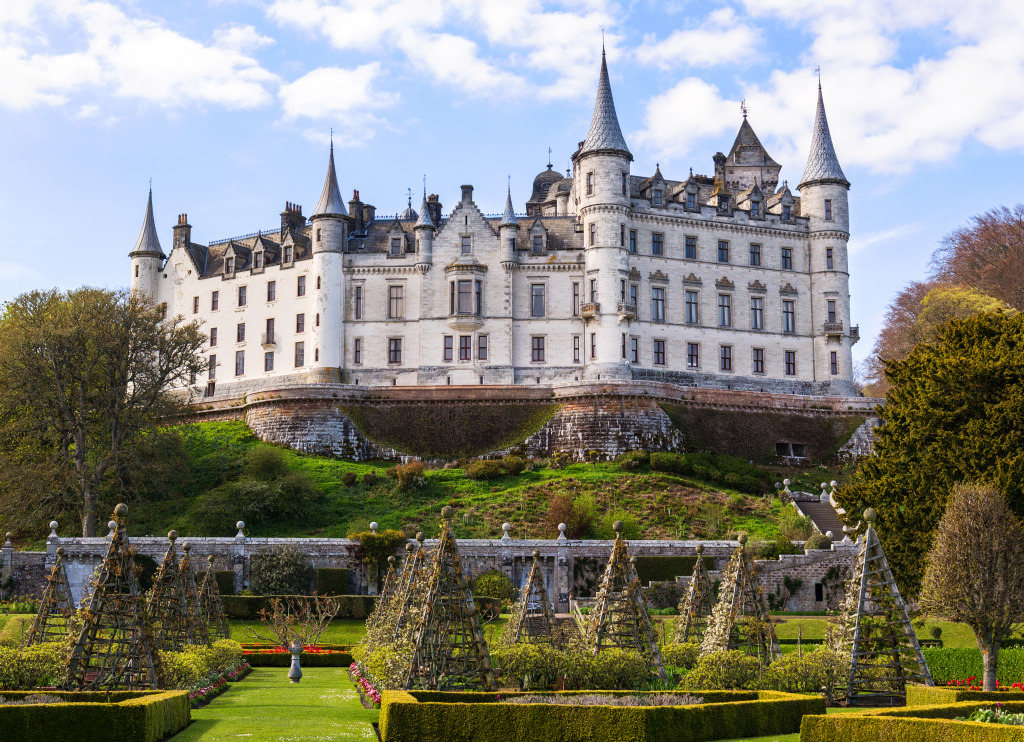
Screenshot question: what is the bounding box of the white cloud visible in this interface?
[847,222,923,255]
[213,24,276,51]
[635,9,761,69]
[632,77,743,161]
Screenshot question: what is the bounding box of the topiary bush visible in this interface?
[680,650,761,690]
[491,645,651,691]
[248,545,313,595]
[758,648,846,699]
[350,529,407,566]
[804,533,832,550]
[660,642,700,671]
[471,570,516,603]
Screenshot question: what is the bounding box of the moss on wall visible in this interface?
[660,404,866,463]
[338,402,561,459]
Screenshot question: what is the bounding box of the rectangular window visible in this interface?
[531,284,546,317]
[622,172,628,196]
[388,285,404,319]
[783,300,795,333]
[824,199,833,221]
[589,279,597,303]
[296,313,305,333]
[532,234,543,252]
[827,300,837,323]
[236,323,245,343]
[265,317,275,339]
[478,335,488,361]
[686,192,696,209]
[589,223,596,246]
[237,286,247,306]
[459,335,472,361]
[629,284,638,315]
[297,275,306,296]
[621,332,626,359]
[687,342,699,368]
[686,290,699,324]
[750,243,761,266]
[651,233,664,256]
[475,280,482,315]
[283,246,293,263]
[718,240,729,263]
[531,336,545,362]
[461,236,472,254]
[630,337,639,363]
[294,341,304,367]
[225,257,234,274]
[620,280,626,303]
[720,345,732,371]
[266,281,275,302]
[718,294,732,327]
[208,354,217,380]
[354,338,362,365]
[652,287,665,321]
[234,351,244,376]
[264,351,274,372]
[826,248,834,270]
[457,280,473,314]
[782,204,791,220]
[586,172,594,195]
[572,282,580,316]
[751,201,760,217]
[211,291,219,311]
[685,236,697,260]
[572,335,581,363]
[653,189,663,205]
[830,351,839,375]
[192,296,199,314]
[629,230,637,253]
[209,327,218,347]
[753,348,765,374]
[390,237,402,255]
[354,286,363,319]
[785,350,797,376]
[781,247,793,270]
[653,339,666,366]
[443,336,453,362]
[620,224,625,247]
[750,297,764,330]
[254,252,263,269]
[388,338,402,364]
[590,333,597,359]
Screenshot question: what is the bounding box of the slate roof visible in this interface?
[499,188,518,227]
[414,192,434,229]
[312,144,347,217]
[727,118,780,168]
[799,87,849,189]
[130,189,164,257]
[579,51,631,158]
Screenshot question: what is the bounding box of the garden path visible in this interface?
[171,667,379,742]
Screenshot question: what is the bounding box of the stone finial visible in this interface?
[864,508,877,523]
[56,546,65,557]
[208,555,216,566]
[532,549,540,559]
[825,531,834,540]
[236,521,246,538]
[612,520,624,537]
[406,542,415,553]
[106,521,117,538]
[738,532,748,545]
[182,541,191,553]
[500,523,512,543]
[416,532,425,544]
[387,556,395,566]
[49,520,59,539]
[167,530,178,542]
[782,479,791,494]
[441,506,454,520]
[557,523,567,542]
[3,532,11,547]
[695,543,704,555]
[114,503,128,518]
[370,522,378,534]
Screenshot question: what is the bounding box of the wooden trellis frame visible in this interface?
[366,556,399,634]
[23,546,76,647]
[64,504,162,690]
[834,509,933,706]
[504,550,556,646]
[674,543,715,645]
[148,531,198,651]
[586,522,667,679]
[390,535,431,643]
[198,555,231,642]
[404,508,496,691]
[701,534,781,662]
[179,542,209,646]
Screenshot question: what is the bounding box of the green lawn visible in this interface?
[171,667,378,741]
[0,614,32,644]
[229,619,369,645]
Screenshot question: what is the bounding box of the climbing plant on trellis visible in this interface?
[23,546,76,647]
[674,543,715,645]
[198,554,230,642]
[404,508,496,691]
[585,522,667,679]
[366,556,399,634]
[64,504,162,690]
[701,533,781,663]
[503,550,556,646]
[831,509,933,705]
[389,535,432,643]
[179,542,209,646]
[148,531,198,651]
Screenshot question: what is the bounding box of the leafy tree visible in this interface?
[248,545,314,595]
[0,288,205,536]
[840,311,1024,595]
[920,484,1024,691]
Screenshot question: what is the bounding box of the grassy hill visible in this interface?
[125,421,854,543]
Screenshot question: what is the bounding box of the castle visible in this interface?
[130,51,858,401]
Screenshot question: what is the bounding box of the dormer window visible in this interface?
[532,235,543,252]
[782,204,791,220]
[653,189,662,205]
[254,252,264,269]
[686,193,696,209]
[751,201,760,217]
[225,257,234,274]
[390,237,402,256]
[283,246,294,263]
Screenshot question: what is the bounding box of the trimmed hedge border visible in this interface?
[380,689,825,742]
[242,651,354,667]
[800,700,1024,742]
[634,556,715,584]
[0,690,190,742]
[908,686,1024,706]
[221,595,376,620]
[923,648,1024,684]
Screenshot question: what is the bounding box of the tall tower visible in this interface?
[309,143,348,383]
[573,48,633,380]
[128,188,165,300]
[798,83,855,395]
[413,188,435,268]
[498,185,519,265]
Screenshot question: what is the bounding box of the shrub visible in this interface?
[350,529,407,566]
[215,570,235,596]
[471,570,516,603]
[634,556,715,586]
[644,581,686,609]
[209,640,243,671]
[0,644,65,689]
[681,651,761,690]
[804,533,832,550]
[245,445,289,481]
[617,451,650,471]
[501,456,527,476]
[923,648,1024,684]
[248,545,314,595]
[661,642,700,671]
[778,508,814,541]
[386,461,426,492]
[362,471,377,486]
[160,647,211,689]
[342,471,357,487]
[759,648,846,699]
[491,645,650,691]
[930,626,943,641]
[545,492,598,540]
[315,568,350,596]
[594,510,641,540]
[650,452,691,476]
[465,460,503,480]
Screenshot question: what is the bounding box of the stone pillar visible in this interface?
[555,523,570,612]
[0,533,12,588]
[500,523,513,583]
[233,521,246,594]
[45,520,59,569]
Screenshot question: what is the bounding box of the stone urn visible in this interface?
[287,639,303,684]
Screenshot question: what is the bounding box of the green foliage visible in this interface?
[594,510,641,540]
[908,686,1024,706]
[490,644,651,691]
[660,642,700,671]
[804,533,833,550]
[545,492,597,539]
[221,595,375,620]
[248,545,313,596]
[923,648,1024,684]
[616,450,650,470]
[0,643,66,689]
[680,651,762,690]
[386,461,426,492]
[633,556,715,585]
[362,471,377,486]
[841,312,1024,595]
[465,460,503,480]
[350,529,407,566]
[215,570,235,596]
[342,471,357,487]
[314,568,350,596]
[245,446,290,482]
[159,646,211,689]
[470,570,516,603]
[777,508,814,541]
[801,700,1024,742]
[758,648,846,698]
[501,456,527,476]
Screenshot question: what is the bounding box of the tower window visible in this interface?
[826,248,834,270]
[651,233,664,256]
[828,300,837,323]
[824,199,833,221]
[354,286,363,319]
[620,224,625,247]
[621,172,628,196]
[572,282,580,316]
[294,341,305,367]
[781,247,793,270]
[354,338,362,364]
[629,230,637,253]
[589,223,596,246]
[830,351,839,375]
[316,276,321,290]
[685,236,697,260]
[589,279,597,303]
[135,265,139,278]
[586,172,594,195]
[297,275,306,296]
[718,240,729,263]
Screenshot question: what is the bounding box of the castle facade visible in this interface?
[131,52,858,398]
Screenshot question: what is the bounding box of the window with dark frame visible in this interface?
[590,333,596,359]
[586,172,594,195]
[254,252,263,269]
[443,336,453,362]
[457,280,473,314]
[783,300,795,333]
[652,287,665,321]
[294,341,304,367]
[390,237,402,255]
[830,351,839,375]
[653,189,662,205]
[630,337,639,363]
[620,224,625,247]
[264,351,274,372]
[459,335,472,361]
[785,350,797,375]
[573,335,580,363]
[234,351,244,376]
[211,291,219,311]
[461,236,472,254]
[828,300,837,323]
[531,336,545,362]
[225,257,234,274]
[652,233,664,256]
[687,192,696,209]
[750,243,761,266]
[621,333,626,359]
[478,335,488,360]
[685,236,697,259]
[209,327,218,347]
[718,294,732,327]
[589,223,596,246]
[209,355,217,379]
[686,290,699,324]
[354,286,363,319]
[781,247,793,270]
[826,248,834,270]
[621,172,628,196]
[296,313,305,333]
[531,284,545,317]
[237,286,247,306]
[589,279,597,303]
[265,318,275,341]
[753,347,765,374]
[824,199,833,221]
[354,338,362,364]
[629,284,638,315]
[532,234,543,252]
[283,246,293,263]
[720,345,732,371]
[718,240,729,263]
[572,282,580,316]
[388,338,402,364]
[750,297,764,330]
[267,281,276,302]
[236,323,245,343]
[687,342,699,368]
[783,204,791,220]
[653,339,666,365]
[388,285,404,319]
[629,230,637,253]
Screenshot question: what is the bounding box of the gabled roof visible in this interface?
[312,144,347,217]
[799,86,849,189]
[579,50,631,159]
[727,118,780,168]
[130,188,164,257]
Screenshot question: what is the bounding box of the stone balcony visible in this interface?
[261,332,276,349]
[616,302,636,321]
[447,313,484,332]
[580,302,600,320]
[850,325,860,344]
[822,321,844,338]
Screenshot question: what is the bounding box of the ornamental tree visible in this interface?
[920,484,1024,691]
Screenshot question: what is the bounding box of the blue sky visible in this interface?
[3,0,1024,371]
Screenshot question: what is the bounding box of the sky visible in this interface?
[3,0,1024,369]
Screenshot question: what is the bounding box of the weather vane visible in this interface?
[740,99,748,119]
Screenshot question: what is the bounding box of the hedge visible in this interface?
[380,689,824,742]
[0,690,190,742]
[908,686,1024,706]
[634,556,715,585]
[315,568,350,596]
[215,570,236,596]
[243,650,354,667]
[220,594,376,620]
[923,648,1024,684]
[800,701,1024,742]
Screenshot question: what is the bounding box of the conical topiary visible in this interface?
[674,544,715,645]
[504,550,556,646]
[23,546,76,647]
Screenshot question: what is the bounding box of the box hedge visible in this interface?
[220,594,375,620]
[922,648,1024,684]
[380,689,824,742]
[633,556,715,584]
[907,686,1024,706]
[214,570,236,596]
[0,690,190,742]
[315,568,350,595]
[800,700,1024,741]
[242,650,354,667]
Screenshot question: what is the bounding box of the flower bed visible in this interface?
[350,663,382,709]
[242,646,353,668]
[801,700,1024,741]
[188,661,252,709]
[923,648,1024,685]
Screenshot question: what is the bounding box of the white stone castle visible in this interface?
[130,52,857,397]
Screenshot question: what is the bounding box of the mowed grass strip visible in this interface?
[170,667,378,742]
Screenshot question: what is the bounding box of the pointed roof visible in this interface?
[312,143,347,217]
[413,190,434,230]
[130,188,164,257]
[727,118,780,168]
[799,85,849,190]
[579,50,632,159]
[499,186,518,227]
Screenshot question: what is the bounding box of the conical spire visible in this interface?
[799,85,849,189]
[130,188,164,257]
[312,143,347,217]
[579,49,631,159]
[499,185,518,227]
[413,188,434,230]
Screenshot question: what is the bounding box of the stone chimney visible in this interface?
[461,185,474,205]
[348,190,363,232]
[362,203,376,225]
[172,214,191,251]
[427,194,442,226]
[280,201,305,235]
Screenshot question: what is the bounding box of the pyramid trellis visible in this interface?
[64,504,162,690]
[389,535,432,643]
[366,556,399,634]
[198,555,230,642]
[23,546,76,647]
[701,534,781,662]
[404,507,496,691]
[148,531,198,651]
[833,509,933,705]
[674,543,715,645]
[585,521,667,679]
[179,543,209,646]
[504,550,556,646]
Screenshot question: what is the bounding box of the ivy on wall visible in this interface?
[338,402,561,459]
